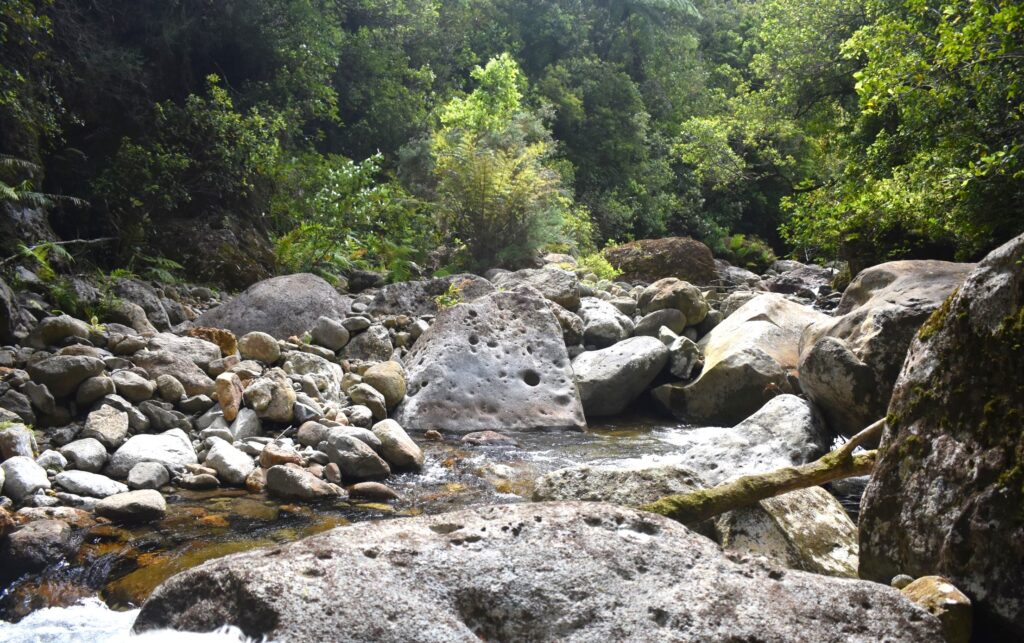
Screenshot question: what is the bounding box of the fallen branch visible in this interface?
[640,418,886,524]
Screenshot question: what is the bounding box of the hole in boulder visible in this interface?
[469,334,480,345]
[521,370,541,387]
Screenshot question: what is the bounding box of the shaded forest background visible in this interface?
[2,0,1021,286]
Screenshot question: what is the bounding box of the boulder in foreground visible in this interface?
[133,502,940,642]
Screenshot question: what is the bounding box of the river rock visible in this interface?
[35,449,66,472]
[664,394,829,485]
[310,316,350,351]
[196,273,350,338]
[491,268,580,311]
[58,438,108,473]
[604,236,717,284]
[900,576,972,643]
[634,309,687,337]
[27,314,91,349]
[653,293,827,425]
[204,439,256,486]
[231,408,262,441]
[114,278,171,330]
[148,333,222,373]
[110,369,156,403]
[0,519,74,578]
[371,419,423,472]
[213,372,243,422]
[348,384,386,421]
[237,331,281,364]
[243,368,296,423]
[26,355,105,398]
[107,429,198,478]
[637,278,709,325]
[133,502,941,641]
[393,289,585,433]
[127,462,170,490]
[366,274,495,317]
[281,352,344,404]
[859,234,1024,639]
[0,389,33,425]
[571,336,668,417]
[340,325,393,363]
[265,465,342,502]
[577,297,634,347]
[54,470,128,498]
[321,432,391,481]
[0,423,35,459]
[798,259,972,437]
[81,405,130,451]
[766,264,835,299]
[95,489,166,523]
[362,361,407,411]
[547,302,584,346]
[132,350,215,397]
[667,335,701,380]
[0,456,50,501]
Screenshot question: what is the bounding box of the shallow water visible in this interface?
[0,415,698,627]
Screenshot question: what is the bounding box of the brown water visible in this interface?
[1,414,700,621]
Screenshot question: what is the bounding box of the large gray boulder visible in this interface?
[393,289,585,433]
[571,337,668,417]
[653,294,827,425]
[662,394,830,486]
[366,274,494,318]
[859,234,1024,639]
[491,268,580,311]
[798,259,972,436]
[107,429,198,478]
[196,273,350,338]
[133,502,941,641]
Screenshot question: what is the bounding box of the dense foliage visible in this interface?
[1,0,1021,281]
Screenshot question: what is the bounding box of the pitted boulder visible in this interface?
[393,289,585,433]
[366,274,494,318]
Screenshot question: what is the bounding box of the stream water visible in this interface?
[0,414,861,641]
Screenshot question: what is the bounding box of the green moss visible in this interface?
[917,291,956,342]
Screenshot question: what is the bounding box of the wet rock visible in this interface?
[321,432,391,482]
[577,297,634,348]
[197,273,350,339]
[0,423,36,459]
[132,350,215,397]
[571,337,668,417]
[491,268,580,311]
[341,325,393,363]
[347,481,400,502]
[178,473,220,490]
[215,372,244,422]
[900,576,972,643]
[663,394,829,485]
[859,234,1024,639]
[310,316,350,351]
[604,236,717,284]
[0,456,50,501]
[58,438,108,473]
[371,420,423,472]
[237,331,281,364]
[362,361,407,411]
[54,470,128,498]
[243,368,296,423]
[95,489,166,523]
[799,259,972,437]
[461,431,517,447]
[81,405,130,451]
[107,429,198,479]
[26,355,105,398]
[133,502,942,642]
[0,519,74,578]
[265,465,342,502]
[653,293,827,425]
[637,278,708,325]
[127,462,170,490]
[366,274,495,318]
[394,289,585,434]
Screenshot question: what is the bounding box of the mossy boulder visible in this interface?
[859,233,1024,640]
[603,237,716,285]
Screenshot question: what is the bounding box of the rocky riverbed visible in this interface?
[1,234,1020,641]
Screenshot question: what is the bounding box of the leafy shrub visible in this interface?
[721,233,777,273]
[578,252,622,281]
